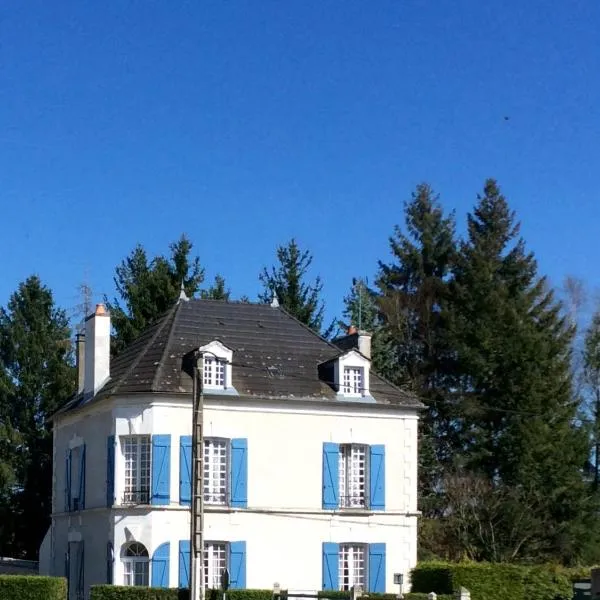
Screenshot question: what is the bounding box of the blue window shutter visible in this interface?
[322,542,339,591]
[106,436,115,507]
[322,443,339,509]
[78,445,86,510]
[151,542,170,588]
[368,543,386,593]
[230,439,248,508]
[229,541,246,589]
[369,445,385,510]
[180,436,192,506]
[179,540,190,588]
[65,450,72,512]
[152,435,171,505]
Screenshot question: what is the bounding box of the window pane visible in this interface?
[339,445,367,508]
[122,437,151,504]
[339,544,365,591]
[204,542,227,589]
[204,357,226,388]
[343,367,363,395]
[204,440,228,504]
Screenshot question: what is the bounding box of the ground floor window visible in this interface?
[204,541,228,589]
[122,542,149,586]
[339,543,366,591]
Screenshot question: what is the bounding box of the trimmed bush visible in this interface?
[411,562,576,600]
[0,575,67,600]
[91,588,276,600]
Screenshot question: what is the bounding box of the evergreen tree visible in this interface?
[259,238,330,334]
[376,183,457,519]
[0,276,75,558]
[200,275,230,301]
[105,235,204,353]
[584,306,600,488]
[447,179,593,563]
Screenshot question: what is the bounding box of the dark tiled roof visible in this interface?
[57,300,422,415]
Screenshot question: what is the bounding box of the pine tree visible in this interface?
[259,238,330,334]
[105,235,204,353]
[0,276,75,558]
[200,275,230,301]
[584,306,600,488]
[447,179,592,562]
[376,183,457,520]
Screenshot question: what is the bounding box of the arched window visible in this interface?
[121,542,149,586]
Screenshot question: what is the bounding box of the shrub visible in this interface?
[0,575,67,600]
[411,562,578,600]
[91,588,276,600]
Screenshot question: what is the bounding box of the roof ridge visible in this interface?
[110,303,181,397]
[151,301,184,391]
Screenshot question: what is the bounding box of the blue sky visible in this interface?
[2,0,599,328]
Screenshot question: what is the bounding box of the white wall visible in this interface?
[52,395,419,595]
[53,405,114,514]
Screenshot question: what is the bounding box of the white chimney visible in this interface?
[84,304,111,398]
[357,331,372,360]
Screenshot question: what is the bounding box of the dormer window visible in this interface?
[342,366,364,396]
[204,356,226,388]
[198,340,237,394]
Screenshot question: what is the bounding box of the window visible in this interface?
[122,436,151,504]
[204,439,228,504]
[339,444,367,508]
[342,367,363,396]
[339,544,366,591]
[204,356,226,389]
[204,542,227,589]
[122,542,149,587]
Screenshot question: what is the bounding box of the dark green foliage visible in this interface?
[411,562,574,600]
[0,276,76,558]
[259,238,331,335]
[90,588,274,600]
[105,235,205,354]
[200,275,231,301]
[316,592,452,600]
[444,179,593,563]
[376,183,457,520]
[0,575,67,600]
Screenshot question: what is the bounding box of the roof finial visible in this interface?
[270,292,279,308]
[179,280,189,302]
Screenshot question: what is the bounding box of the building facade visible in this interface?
[42,298,422,599]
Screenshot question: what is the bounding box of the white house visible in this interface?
[41,297,423,599]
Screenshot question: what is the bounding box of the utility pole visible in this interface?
[190,352,205,600]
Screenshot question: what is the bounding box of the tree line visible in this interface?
[2,178,600,566]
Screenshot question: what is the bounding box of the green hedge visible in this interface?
[410,562,579,600]
[0,575,67,600]
[90,588,276,600]
[91,589,454,600]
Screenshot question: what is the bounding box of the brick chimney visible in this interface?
[84,304,111,398]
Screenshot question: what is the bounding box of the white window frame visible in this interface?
[204,541,228,589]
[342,366,364,396]
[339,443,369,509]
[199,340,234,391]
[335,350,370,398]
[121,435,151,505]
[204,437,229,505]
[339,543,367,591]
[70,445,82,510]
[121,542,149,587]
